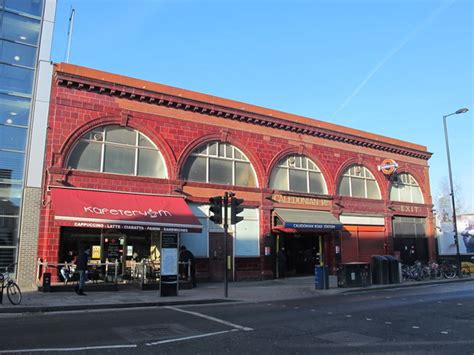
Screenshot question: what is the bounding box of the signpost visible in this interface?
[160,233,179,297]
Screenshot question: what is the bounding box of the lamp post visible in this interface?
[443,107,469,277]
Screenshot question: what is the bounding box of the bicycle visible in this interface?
[0,263,22,305]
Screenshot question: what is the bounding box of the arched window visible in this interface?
[182,141,257,187]
[390,173,424,203]
[67,125,167,178]
[338,164,381,199]
[269,154,327,194]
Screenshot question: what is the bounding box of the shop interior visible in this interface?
[58,227,162,284]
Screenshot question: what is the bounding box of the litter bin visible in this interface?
[42,272,51,292]
[315,265,329,290]
[371,256,390,285]
[337,262,371,287]
[384,255,401,284]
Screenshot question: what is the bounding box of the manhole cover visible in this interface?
[317,331,381,346]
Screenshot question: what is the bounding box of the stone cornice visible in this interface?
[55,70,432,160]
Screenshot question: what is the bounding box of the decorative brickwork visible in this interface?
[37,63,436,281]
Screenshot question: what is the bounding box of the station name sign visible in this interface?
[272,194,330,207]
[285,222,342,230]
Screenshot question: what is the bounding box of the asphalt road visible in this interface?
[1,281,473,354]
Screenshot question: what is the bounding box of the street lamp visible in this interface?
[443,107,469,277]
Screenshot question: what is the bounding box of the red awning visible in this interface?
[51,188,201,233]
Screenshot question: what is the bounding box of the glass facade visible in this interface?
[0,0,44,268]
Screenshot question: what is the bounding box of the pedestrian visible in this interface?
[179,245,196,287]
[60,250,76,283]
[277,247,287,278]
[75,245,90,296]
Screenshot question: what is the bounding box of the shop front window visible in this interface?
[67,125,167,178]
[182,141,257,187]
[390,173,424,203]
[338,164,381,199]
[269,154,327,194]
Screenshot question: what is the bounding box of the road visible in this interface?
[0,281,473,354]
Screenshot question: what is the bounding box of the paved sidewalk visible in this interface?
[1,276,472,314]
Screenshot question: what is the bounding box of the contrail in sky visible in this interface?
[332,0,456,117]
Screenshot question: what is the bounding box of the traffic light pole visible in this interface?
[223,192,229,298]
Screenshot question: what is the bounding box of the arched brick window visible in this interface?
[67,125,167,178]
[390,173,424,203]
[269,154,327,194]
[338,164,381,199]
[181,141,257,187]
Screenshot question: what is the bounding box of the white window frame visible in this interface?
[67,125,168,178]
[184,141,258,187]
[390,173,424,203]
[339,165,381,199]
[270,154,327,194]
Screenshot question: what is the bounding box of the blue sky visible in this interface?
[51,0,473,212]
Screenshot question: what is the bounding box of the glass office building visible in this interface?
[0,0,56,287]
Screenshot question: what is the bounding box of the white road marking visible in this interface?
[166,306,253,331]
[294,307,299,310]
[457,303,463,306]
[311,309,316,312]
[441,331,449,335]
[412,326,420,329]
[146,329,239,346]
[366,318,372,321]
[327,312,333,315]
[345,315,352,318]
[0,344,137,353]
[385,321,392,325]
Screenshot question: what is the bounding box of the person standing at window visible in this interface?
[179,246,196,288]
[75,245,90,296]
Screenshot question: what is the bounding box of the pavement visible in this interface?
[1,275,473,314]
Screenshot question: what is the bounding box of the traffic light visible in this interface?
[230,197,244,224]
[209,196,223,224]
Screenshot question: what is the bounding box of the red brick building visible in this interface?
[38,63,435,283]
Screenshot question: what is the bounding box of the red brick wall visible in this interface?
[38,67,435,281]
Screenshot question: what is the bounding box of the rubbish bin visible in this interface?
[337,262,371,287]
[315,265,329,290]
[371,256,390,285]
[384,255,401,284]
[42,272,51,292]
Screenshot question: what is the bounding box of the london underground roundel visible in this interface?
[378,159,398,175]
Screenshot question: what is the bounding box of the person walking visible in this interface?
[75,245,90,296]
[179,245,196,288]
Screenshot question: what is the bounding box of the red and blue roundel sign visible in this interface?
[378,159,398,175]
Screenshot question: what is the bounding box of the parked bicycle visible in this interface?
[438,261,456,279]
[0,263,22,305]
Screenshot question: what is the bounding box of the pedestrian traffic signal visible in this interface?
[230,197,244,224]
[209,196,223,224]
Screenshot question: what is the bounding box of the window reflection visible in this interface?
[0,125,27,151]
[0,93,31,126]
[0,64,34,94]
[4,0,44,18]
[0,151,24,183]
[0,40,37,68]
[0,12,41,46]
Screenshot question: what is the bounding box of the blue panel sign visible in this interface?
[284,223,342,230]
